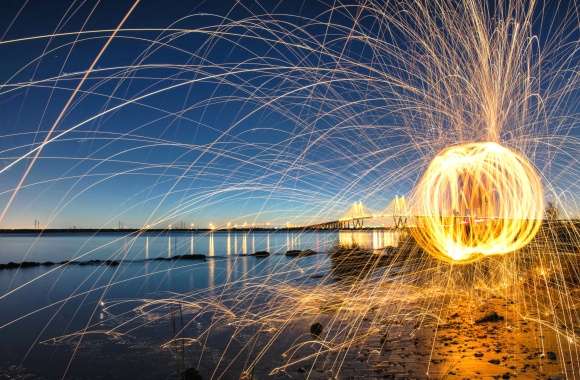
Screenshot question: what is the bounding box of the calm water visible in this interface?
[0,231,336,263]
[0,230,400,379]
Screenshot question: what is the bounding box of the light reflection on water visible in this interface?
[338,230,401,250]
[0,230,404,265]
[0,230,402,375]
[0,230,354,379]
[0,231,342,264]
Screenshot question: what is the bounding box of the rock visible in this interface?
[547,375,564,380]
[172,254,206,261]
[286,249,317,257]
[181,367,202,380]
[252,251,270,257]
[547,351,557,361]
[0,261,40,270]
[488,359,501,365]
[300,249,317,256]
[77,260,98,266]
[0,259,126,270]
[474,352,484,357]
[20,261,41,268]
[476,311,504,324]
[310,322,323,336]
[380,334,387,344]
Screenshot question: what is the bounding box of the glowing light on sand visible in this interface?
[411,142,544,263]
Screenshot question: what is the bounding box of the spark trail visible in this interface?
[0,0,578,379]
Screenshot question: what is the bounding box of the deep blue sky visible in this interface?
[0,0,577,228]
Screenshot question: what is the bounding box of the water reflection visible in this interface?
[338,230,401,250]
[208,233,215,287]
[0,230,339,263]
[145,236,149,259]
[286,231,300,250]
[208,233,215,257]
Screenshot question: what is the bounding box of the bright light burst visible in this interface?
[411,142,544,263]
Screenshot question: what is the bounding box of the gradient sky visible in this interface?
[0,0,578,228]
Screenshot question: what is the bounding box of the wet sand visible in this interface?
[279,294,577,379]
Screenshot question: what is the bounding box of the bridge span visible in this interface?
[304,197,410,230]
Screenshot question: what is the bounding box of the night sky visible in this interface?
[0,0,578,228]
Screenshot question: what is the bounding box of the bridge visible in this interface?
[305,196,410,230]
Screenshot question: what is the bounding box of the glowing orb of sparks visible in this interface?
[410,142,544,264]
